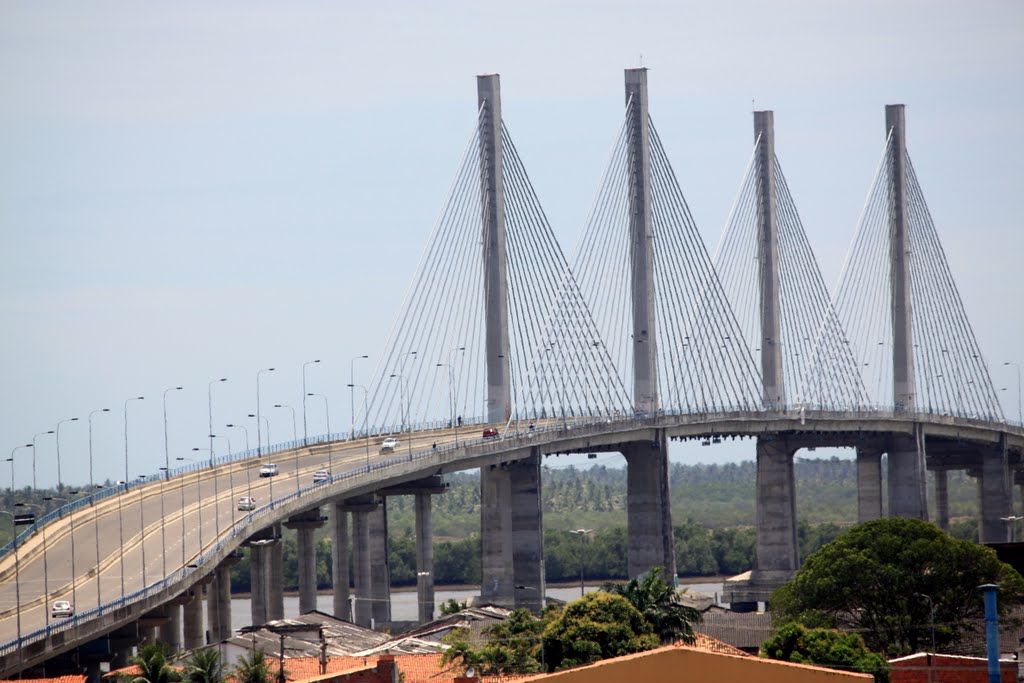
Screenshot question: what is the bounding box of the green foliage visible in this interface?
[542,592,659,671]
[439,598,468,615]
[182,648,223,683]
[440,608,551,676]
[122,641,180,683]
[602,566,701,644]
[674,520,718,576]
[709,526,757,575]
[761,623,889,682]
[232,649,275,683]
[770,517,1024,655]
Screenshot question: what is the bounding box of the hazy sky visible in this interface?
[2,1,1022,488]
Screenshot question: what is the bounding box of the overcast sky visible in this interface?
[2,1,1022,488]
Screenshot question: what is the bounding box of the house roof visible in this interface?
[696,610,774,650]
[1,677,87,683]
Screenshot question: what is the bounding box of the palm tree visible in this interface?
[183,648,222,683]
[233,648,275,683]
[124,641,181,683]
[602,566,701,644]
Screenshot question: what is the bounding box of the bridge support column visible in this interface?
[724,438,797,610]
[414,492,435,624]
[331,502,350,621]
[888,430,928,520]
[212,555,239,641]
[160,603,182,651]
[511,452,545,613]
[368,504,391,627]
[206,576,221,646]
[980,441,1012,543]
[247,528,277,625]
[856,447,883,522]
[268,524,284,621]
[344,495,378,627]
[622,432,675,583]
[934,469,950,531]
[286,508,326,615]
[481,464,515,607]
[182,589,204,649]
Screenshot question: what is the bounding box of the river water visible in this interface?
[227,581,726,634]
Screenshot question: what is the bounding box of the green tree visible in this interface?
[770,517,1024,655]
[439,598,468,615]
[674,520,717,576]
[762,623,889,682]
[233,649,275,683]
[602,566,701,644]
[542,592,659,671]
[182,648,222,683]
[122,641,180,683]
[441,608,548,676]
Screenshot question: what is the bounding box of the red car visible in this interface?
[482,427,500,440]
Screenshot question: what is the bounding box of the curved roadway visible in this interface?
[0,408,1021,674]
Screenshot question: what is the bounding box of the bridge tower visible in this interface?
[476,74,545,611]
[620,68,674,583]
[479,74,513,425]
[885,104,928,520]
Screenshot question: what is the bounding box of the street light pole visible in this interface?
[307,393,332,473]
[211,434,235,526]
[273,404,300,492]
[350,355,368,440]
[302,360,321,446]
[447,346,465,444]
[31,430,54,491]
[347,384,370,468]
[1004,362,1022,424]
[121,396,144,597]
[256,368,275,456]
[913,592,936,683]
[570,529,592,597]
[162,387,182,581]
[389,373,412,457]
[44,494,80,611]
[226,424,253,501]
[88,408,109,609]
[191,448,212,557]
[55,417,79,491]
[175,456,195,569]
[16,501,48,626]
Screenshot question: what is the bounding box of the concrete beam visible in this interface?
[477,73,512,424]
[624,67,659,413]
[377,476,447,497]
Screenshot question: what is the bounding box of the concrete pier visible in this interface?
[331,501,350,621]
[182,590,203,649]
[622,432,675,582]
[160,603,182,651]
[888,432,928,520]
[368,505,391,626]
[934,468,950,530]
[414,493,434,623]
[344,495,378,627]
[980,441,1012,542]
[246,526,278,626]
[511,452,544,613]
[755,440,799,575]
[480,463,515,607]
[285,508,326,615]
[268,524,284,621]
[856,447,883,522]
[212,555,239,641]
[206,574,221,644]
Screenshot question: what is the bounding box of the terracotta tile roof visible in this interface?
[1,677,87,683]
[103,665,184,679]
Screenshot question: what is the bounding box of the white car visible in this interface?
[312,470,330,484]
[237,496,256,511]
[259,463,279,477]
[52,600,73,618]
[380,437,400,453]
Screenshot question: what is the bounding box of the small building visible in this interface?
[888,652,1016,683]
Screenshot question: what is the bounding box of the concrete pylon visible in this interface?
[268,524,284,620]
[343,495,378,628]
[754,111,785,407]
[477,74,512,425]
[511,452,545,613]
[331,501,350,621]
[480,463,515,607]
[368,505,391,626]
[285,508,326,615]
[414,493,435,624]
[885,104,928,521]
[624,68,658,414]
[622,432,675,583]
[182,589,204,649]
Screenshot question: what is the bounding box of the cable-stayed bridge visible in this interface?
[1,69,1020,678]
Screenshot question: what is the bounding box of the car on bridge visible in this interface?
[380,437,400,453]
[482,427,500,440]
[312,469,330,484]
[258,463,279,477]
[237,496,256,511]
[52,600,73,618]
